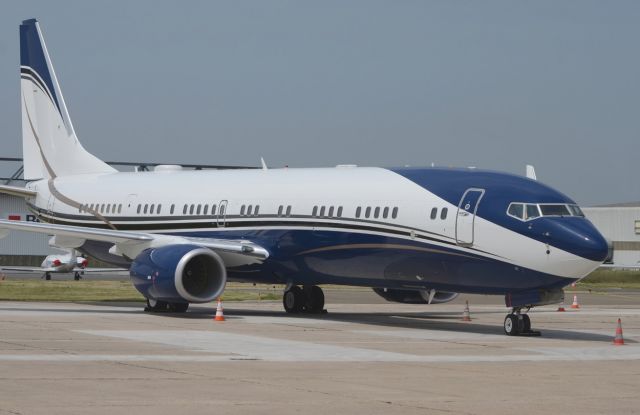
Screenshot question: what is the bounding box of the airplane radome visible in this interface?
[0,19,608,336]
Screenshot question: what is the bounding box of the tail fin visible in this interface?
[20,19,115,180]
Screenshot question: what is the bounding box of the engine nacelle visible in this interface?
[130,244,226,303]
[372,288,459,304]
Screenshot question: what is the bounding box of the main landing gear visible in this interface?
[43,272,51,280]
[283,285,326,314]
[144,298,189,313]
[504,308,540,336]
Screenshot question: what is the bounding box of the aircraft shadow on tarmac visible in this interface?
[0,302,627,343]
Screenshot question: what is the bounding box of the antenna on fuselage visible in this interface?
[526,164,537,180]
[260,157,268,170]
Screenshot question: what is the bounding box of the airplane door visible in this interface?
[217,200,228,227]
[455,188,485,246]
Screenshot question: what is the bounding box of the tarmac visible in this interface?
[0,289,639,414]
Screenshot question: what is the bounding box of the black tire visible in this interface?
[146,298,168,312]
[283,286,305,313]
[45,273,51,281]
[304,286,325,313]
[504,314,520,336]
[169,302,189,313]
[74,272,82,281]
[522,314,531,332]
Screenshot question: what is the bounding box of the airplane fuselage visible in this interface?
[23,166,608,296]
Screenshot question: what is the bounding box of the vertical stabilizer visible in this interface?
[20,19,115,179]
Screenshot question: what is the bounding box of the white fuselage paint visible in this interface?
[24,167,600,279]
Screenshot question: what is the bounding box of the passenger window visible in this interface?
[240,205,246,216]
[196,204,202,215]
[383,207,389,218]
[254,205,259,216]
[101,204,105,213]
[430,207,437,220]
[328,206,334,217]
[189,204,195,215]
[441,207,448,220]
[183,204,187,215]
[356,207,361,218]
[319,206,326,217]
[278,206,283,216]
[143,204,148,214]
[137,204,141,214]
[312,206,318,217]
[365,207,371,218]
[203,205,208,215]
[118,204,122,214]
[286,206,292,216]
[337,206,343,217]
[170,204,175,214]
[507,203,524,220]
[150,204,155,214]
[374,207,380,218]
[247,205,253,216]
[211,204,217,215]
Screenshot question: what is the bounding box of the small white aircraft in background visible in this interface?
[1,249,124,280]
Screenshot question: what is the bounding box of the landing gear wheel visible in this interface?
[168,302,189,313]
[74,272,82,281]
[304,285,325,314]
[283,286,305,313]
[44,272,51,281]
[504,314,520,336]
[145,298,168,312]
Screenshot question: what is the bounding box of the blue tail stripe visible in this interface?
[20,19,61,114]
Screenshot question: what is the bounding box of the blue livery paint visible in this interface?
[20,19,61,114]
[391,167,608,261]
[84,228,572,299]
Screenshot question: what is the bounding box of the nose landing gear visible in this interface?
[504,308,540,336]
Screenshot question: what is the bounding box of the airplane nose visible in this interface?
[578,223,609,262]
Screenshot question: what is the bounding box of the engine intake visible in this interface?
[130,244,226,303]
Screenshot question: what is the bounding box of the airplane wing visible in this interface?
[0,266,56,273]
[0,219,269,266]
[71,268,127,273]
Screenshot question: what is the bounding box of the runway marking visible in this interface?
[61,330,640,363]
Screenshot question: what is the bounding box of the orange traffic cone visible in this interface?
[557,301,566,312]
[214,298,225,321]
[461,301,472,321]
[570,295,580,309]
[613,318,625,345]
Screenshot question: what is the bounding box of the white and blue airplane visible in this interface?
[0,19,608,335]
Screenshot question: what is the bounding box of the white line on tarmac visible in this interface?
[65,330,640,363]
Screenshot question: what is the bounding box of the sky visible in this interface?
[0,1,638,206]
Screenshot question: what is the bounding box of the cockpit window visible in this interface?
[507,202,584,221]
[525,204,540,220]
[568,205,585,217]
[539,204,571,216]
[507,203,524,220]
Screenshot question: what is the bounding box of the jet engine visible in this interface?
[372,288,459,304]
[130,244,226,303]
